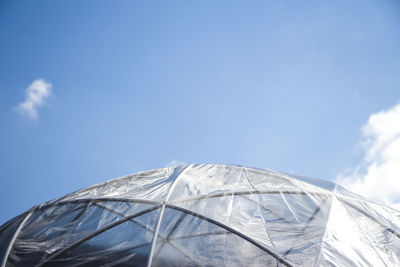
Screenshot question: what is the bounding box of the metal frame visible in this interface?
[38,205,161,267]
[165,204,293,266]
[1,210,34,267]
[2,189,400,267]
[93,202,208,265]
[33,200,293,266]
[32,198,294,266]
[146,166,186,267]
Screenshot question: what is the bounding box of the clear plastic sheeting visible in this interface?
[0,164,399,267]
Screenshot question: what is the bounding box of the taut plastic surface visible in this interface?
[1,164,399,266]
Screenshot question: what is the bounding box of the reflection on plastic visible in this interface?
[1,164,399,266]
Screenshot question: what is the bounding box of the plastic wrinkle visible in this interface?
[1,164,399,267]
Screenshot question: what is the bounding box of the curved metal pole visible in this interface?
[33,190,400,242]
[39,205,161,267]
[146,165,189,267]
[36,197,159,211]
[32,190,400,241]
[22,190,400,265]
[338,197,400,239]
[1,210,34,267]
[92,203,200,265]
[165,204,294,267]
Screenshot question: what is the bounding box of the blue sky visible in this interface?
[1,0,400,224]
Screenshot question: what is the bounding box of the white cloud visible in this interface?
[166,159,186,167]
[336,102,400,210]
[15,79,52,120]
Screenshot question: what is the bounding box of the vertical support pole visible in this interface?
[1,210,34,267]
[146,203,166,267]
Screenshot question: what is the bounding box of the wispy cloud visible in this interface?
[166,159,186,167]
[15,79,52,120]
[336,102,400,210]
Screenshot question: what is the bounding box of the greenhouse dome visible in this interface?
[1,164,400,266]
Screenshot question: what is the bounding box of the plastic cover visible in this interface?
[1,164,400,266]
